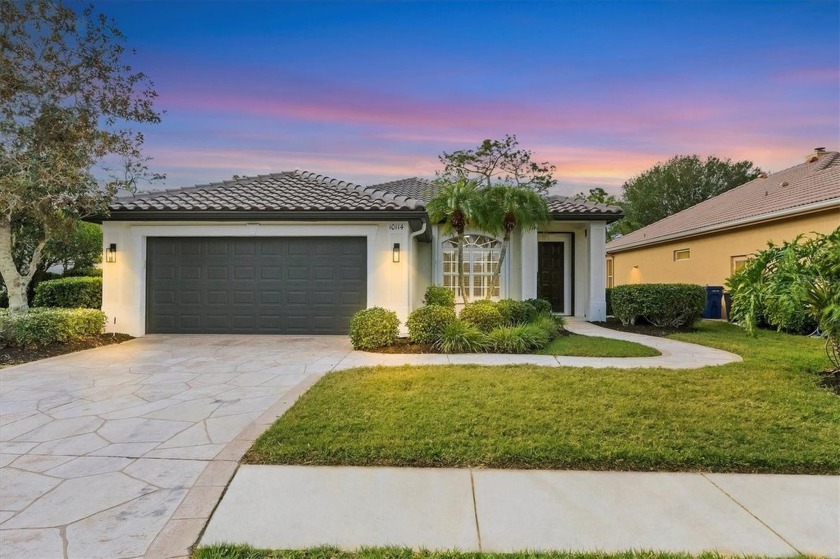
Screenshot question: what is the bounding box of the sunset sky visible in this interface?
[90,1,839,195]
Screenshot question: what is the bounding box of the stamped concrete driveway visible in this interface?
[0,335,352,559]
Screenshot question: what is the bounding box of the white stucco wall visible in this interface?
[101,220,415,336]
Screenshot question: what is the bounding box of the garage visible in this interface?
[146,237,367,334]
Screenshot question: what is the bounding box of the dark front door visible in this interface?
[538,242,565,313]
[146,237,367,334]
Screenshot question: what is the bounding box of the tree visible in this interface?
[438,134,556,194]
[478,186,549,299]
[619,155,761,234]
[0,0,162,313]
[426,180,482,305]
[573,187,624,241]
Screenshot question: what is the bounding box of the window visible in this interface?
[606,257,614,288]
[731,255,750,275]
[442,235,502,300]
[673,248,690,261]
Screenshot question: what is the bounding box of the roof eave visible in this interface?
[550,211,624,224]
[605,199,840,254]
[90,209,430,226]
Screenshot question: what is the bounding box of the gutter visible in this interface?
[606,199,840,254]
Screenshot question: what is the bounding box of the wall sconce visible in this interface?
[633,265,639,269]
[105,243,117,263]
[392,243,400,263]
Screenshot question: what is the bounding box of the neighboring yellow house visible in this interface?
[605,148,840,289]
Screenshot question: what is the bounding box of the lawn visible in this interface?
[245,322,840,474]
[537,334,659,357]
[193,545,745,559]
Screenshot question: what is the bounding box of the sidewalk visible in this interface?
[202,465,839,557]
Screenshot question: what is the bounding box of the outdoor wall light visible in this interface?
[633,265,639,269]
[392,243,400,263]
[105,243,117,263]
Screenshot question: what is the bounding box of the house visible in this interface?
[94,171,622,336]
[605,148,840,289]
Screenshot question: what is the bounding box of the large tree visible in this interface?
[438,134,556,194]
[618,155,761,234]
[0,0,161,312]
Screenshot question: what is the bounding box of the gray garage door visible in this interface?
[146,237,367,334]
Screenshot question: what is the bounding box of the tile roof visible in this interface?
[546,195,624,217]
[607,151,840,252]
[109,171,426,213]
[368,177,439,204]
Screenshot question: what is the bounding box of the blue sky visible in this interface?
[88,0,840,194]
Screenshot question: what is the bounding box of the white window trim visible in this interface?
[436,232,508,301]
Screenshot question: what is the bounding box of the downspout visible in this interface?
[407,221,428,316]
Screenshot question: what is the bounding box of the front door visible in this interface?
[538,242,565,313]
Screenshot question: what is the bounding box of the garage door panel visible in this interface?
[147,237,366,334]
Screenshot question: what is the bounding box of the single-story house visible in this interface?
[94,171,622,336]
[605,148,840,289]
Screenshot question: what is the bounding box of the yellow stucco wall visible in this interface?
[607,208,839,288]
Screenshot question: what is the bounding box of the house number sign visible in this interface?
[389,223,405,231]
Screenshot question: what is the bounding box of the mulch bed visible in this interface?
[598,317,697,338]
[0,333,134,368]
[818,370,840,396]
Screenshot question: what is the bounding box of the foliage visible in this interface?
[433,320,490,353]
[406,305,456,344]
[437,134,556,194]
[425,180,482,305]
[476,185,550,297]
[611,284,705,328]
[487,326,531,354]
[0,308,105,348]
[727,229,840,369]
[348,307,400,350]
[246,322,840,474]
[524,298,553,316]
[0,0,162,312]
[459,300,504,332]
[531,315,561,340]
[496,299,537,326]
[423,285,455,308]
[616,155,761,236]
[33,276,102,309]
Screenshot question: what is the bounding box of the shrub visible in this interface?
[423,285,455,308]
[407,305,456,344]
[611,284,705,328]
[64,268,103,277]
[524,298,553,316]
[349,307,400,350]
[433,320,490,353]
[487,326,530,354]
[0,308,106,348]
[531,315,561,340]
[33,277,102,309]
[518,323,551,350]
[496,299,536,326]
[459,300,504,332]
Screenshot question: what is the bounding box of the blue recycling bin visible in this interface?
[703,286,724,319]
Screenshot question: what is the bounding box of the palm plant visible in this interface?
[426,179,482,305]
[477,186,550,299]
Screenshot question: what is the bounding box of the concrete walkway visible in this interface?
[202,465,840,557]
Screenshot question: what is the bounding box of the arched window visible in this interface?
[441,235,502,300]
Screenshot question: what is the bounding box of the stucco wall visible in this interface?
[100,220,415,336]
[607,209,839,288]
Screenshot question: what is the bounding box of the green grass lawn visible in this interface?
[193,545,752,559]
[245,322,840,474]
[537,334,660,357]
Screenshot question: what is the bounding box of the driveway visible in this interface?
[0,335,352,559]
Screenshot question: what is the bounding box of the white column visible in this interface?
[587,222,607,322]
[520,229,538,300]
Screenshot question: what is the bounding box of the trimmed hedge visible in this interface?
[349,307,400,350]
[0,308,106,348]
[524,298,553,316]
[423,285,455,308]
[407,304,456,344]
[496,299,537,326]
[611,283,705,328]
[459,300,504,332]
[33,277,102,309]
